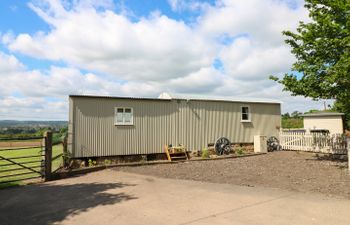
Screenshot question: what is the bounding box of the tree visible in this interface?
[270,0,350,127]
[282,112,291,119]
[291,111,302,118]
[306,109,321,114]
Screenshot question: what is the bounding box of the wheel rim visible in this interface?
[215,137,231,155]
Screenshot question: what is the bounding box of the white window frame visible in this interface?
[240,106,251,122]
[115,107,134,125]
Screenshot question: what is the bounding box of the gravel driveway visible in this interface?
[116,151,350,199]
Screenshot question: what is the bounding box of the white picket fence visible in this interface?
[279,131,348,154]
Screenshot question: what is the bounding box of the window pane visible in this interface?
[242,113,249,120]
[242,107,249,114]
[124,109,132,123]
[124,114,131,123]
[116,108,124,123]
[116,112,123,123]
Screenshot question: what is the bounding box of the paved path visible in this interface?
[1,169,350,225]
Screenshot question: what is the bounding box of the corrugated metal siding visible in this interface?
[67,97,74,154]
[69,97,281,157]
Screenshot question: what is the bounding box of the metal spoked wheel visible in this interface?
[215,137,231,155]
[267,136,281,152]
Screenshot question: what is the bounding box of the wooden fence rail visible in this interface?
[0,131,53,185]
[280,131,347,154]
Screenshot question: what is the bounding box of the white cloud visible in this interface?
[0,0,327,119]
[167,67,224,93]
[0,52,24,74]
[8,1,215,81]
[198,0,308,46]
[0,55,163,99]
[0,52,163,119]
[168,0,186,11]
[219,37,294,81]
[167,0,209,12]
[0,96,68,120]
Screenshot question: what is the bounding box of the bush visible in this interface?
[104,159,112,165]
[236,147,244,156]
[52,129,68,145]
[201,148,210,159]
[88,159,97,167]
[52,133,63,145]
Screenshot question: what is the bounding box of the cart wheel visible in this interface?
[267,136,281,152]
[215,137,231,155]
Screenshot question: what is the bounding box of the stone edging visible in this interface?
[51,152,266,180]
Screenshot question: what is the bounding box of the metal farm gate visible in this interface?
[0,131,52,186]
[280,131,348,154]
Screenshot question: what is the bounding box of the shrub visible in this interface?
[88,159,97,167]
[236,147,244,156]
[104,159,112,165]
[52,133,63,145]
[202,148,210,159]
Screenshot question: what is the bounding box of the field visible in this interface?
[0,140,42,148]
[0,143,63,188]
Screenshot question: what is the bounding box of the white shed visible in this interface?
[302,112,344,134]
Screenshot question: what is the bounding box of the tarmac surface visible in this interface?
[1,169,350,225]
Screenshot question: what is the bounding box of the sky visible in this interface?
[0,0,329,120]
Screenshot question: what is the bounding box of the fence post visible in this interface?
[347,137,350,174]
[44,131,52,181]
[62,135,68,167]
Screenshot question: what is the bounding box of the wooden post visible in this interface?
[44,131,52,181]
[62,135,68,167]
[347,137,350,174]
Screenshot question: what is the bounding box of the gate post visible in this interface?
[44,131,52,181]
[347,137,350,174]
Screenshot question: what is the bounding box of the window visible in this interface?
[115,107,133,125]
[241,106,251,122]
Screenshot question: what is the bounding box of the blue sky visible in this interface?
[0,0,325,120]
[0,0,214,71]
[0,1,48,33]
[0,0,215,35]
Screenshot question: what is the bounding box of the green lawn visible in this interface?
[0,144,63,188]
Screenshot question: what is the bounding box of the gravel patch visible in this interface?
[115,151,350,199]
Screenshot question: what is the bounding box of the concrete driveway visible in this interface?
[1,169,350,225]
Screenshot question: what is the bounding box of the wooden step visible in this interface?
[169,152,187,155]
[170,156,187,159]
[164,145,189,162]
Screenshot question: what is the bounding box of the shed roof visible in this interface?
[158,92,281,104]
[69,92,281,104]
[302,112,344,117]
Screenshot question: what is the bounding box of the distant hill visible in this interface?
[0,120,68,139]
[0,120,67,128]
